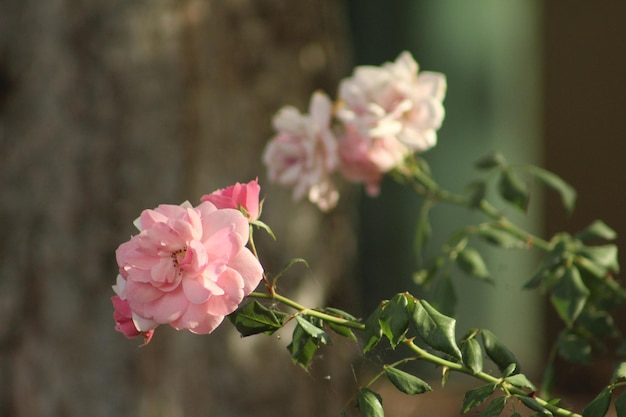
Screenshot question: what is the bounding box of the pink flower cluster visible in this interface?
[263,51,446,210]
[112,180,263,344]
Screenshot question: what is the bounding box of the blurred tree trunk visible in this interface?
[0,1,358,416]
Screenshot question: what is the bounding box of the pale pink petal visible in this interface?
[227,248,264,294]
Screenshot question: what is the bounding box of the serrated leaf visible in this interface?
[461,383,497,413]
[287,323,320,369]
[380,293,415,348]
[576,220,617,242]
[582,387,612,417]
[363,304,384,353]
[357,388,384,417]
[413,300,462,360]
[550,265,589,327]
[479,396,507,417]
[475,152,507,170]
[384,366,432,395]
[457,247,491,282]
[522,165,577,213]
[580,245,620,273]
[324,307,358,321]
[505,374,536,391]
[227,300,289,336]
[557,332,592,364]
[461,338,483,374]
[615,390,626,417]
[295,315,331,345]
[498,169,529,212]
[481,329,520,375]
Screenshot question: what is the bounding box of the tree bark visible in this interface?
[0,1,357,416]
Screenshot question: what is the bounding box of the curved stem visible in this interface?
[403,339,582,417]
[248,291,366,330]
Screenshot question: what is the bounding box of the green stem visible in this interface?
[403,339,582,417]
[248,291,366,331]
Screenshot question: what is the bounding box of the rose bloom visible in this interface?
[111,293,154,345]
[201,178,261,221]
[338,124,410,197]
[262,91,339,211]
[114,200,264,338]
[337,51,446,153]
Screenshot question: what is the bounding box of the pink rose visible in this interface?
[114,200,264,337]
[111,294,154,345]
[200,178,261,221]
[262,91,339,211]
[337,51,446,153]
[338,126,411,196]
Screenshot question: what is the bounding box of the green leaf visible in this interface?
[413,300,462,360]
[576,220,617,242]
[577,308,620,339]
[481,329,520,375]
[363,304,384,353]
[505,374,536,391]
[326,321,356,340]
[384,366,432,395]
[287,322,320,369]
[428,274,458,317]
[579,245,620,273]
[339,410,348,417]
[456,247,491,282]
[461,383,497,413]
[357,388,384,417]
[295,315,331,345]
[615,390,626,417]
[522,165,577,213]
[461,337,483,375]
[517,396,552,416]
[325,307,358,321]
[475,152,507,170]
[227,301,289,336]
[380,293,415,348]
[557,332,592,364]
[550,265,589,327]
[538,360,555,399]
[250,218,276,240]
[478,226,525,249]
[479,396,507,417]
[498,169,529,212]
[613,362,626,383]
[582,387,612,417]
[510,413,523,417]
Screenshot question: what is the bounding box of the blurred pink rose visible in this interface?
[201,178,261,221]
[338,125,410,196]
[262,91,339,211]
[337,51,446,153]
[111,294,154,345]
[114,200,264,337]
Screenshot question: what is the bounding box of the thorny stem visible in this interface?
[247,289,582,417]
[403,339,582,417]
[402,165,552,251]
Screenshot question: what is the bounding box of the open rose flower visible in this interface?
[337,51,446,153]
[338,125,410,196]
[114,199,264,340]
[262,91,339,211]
[201,178,261,221]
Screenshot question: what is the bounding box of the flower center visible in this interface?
[171,246,189,278]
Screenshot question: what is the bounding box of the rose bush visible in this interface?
[113,199,263,341]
